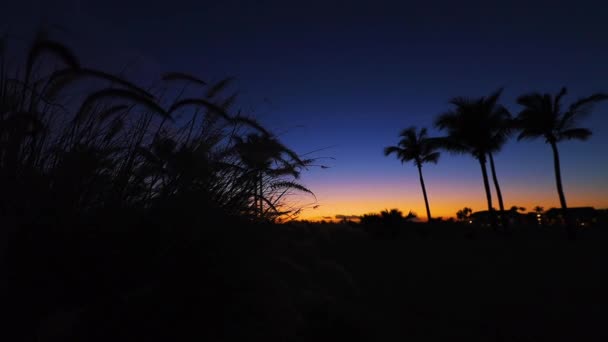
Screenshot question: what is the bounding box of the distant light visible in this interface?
[536,214,541,217]
[469,220,472,224]
[581,223,585,226]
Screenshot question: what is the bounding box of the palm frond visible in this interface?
[560,93,608,130]
[432,136,470,154]
[568,93,608,112]
[558,128,592,141]
[516,131,535,141]
[434,111,459,130]
[484,87,504,109]
[399,126,418,142]
[553,87,567,115]
[387,126,440,167]
[516,92,544,108]
[421,151,440,164]
[449,96,476,107]
[516,88,605,146]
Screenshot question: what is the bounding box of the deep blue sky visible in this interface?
[3,0,607,219]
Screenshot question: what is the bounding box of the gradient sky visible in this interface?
[3,0,607,220]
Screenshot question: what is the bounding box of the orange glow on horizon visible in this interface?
[296,182,608,222]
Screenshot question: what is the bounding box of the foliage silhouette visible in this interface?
[456,207,473,222]
[1,33,347,342]
[0,36,318,226]
[359,208,417,238]
[3,25,608,342]
[232,132,314,221]
[384,126,440,222]
[435,89,511,228]
[509,205,526,213]
[515,87,608,238]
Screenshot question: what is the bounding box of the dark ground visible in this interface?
[4,221,608,341]
[330,227,608,341]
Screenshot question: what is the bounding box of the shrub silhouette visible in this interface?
[360,209,417,238]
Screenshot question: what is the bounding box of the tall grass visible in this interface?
[0,34,318,228]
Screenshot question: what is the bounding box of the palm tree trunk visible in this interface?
[478,157,496,228]
[488,152,506,227]
[549,141,574,238]
[417,164,432,223]
[549,141,568,210]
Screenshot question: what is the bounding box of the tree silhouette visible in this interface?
[233,132,312,220]
[456,207,473,222]
[384,127,440,222]
[435,89,510,228]
[509,205,526,213]
[515,87,608,236]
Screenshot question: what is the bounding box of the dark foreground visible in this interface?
[4,221,608,341]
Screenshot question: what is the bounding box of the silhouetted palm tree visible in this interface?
[515,87,608,235]
[384,127,440,222]
[435,89,510,228]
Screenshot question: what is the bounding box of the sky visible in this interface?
[2,0,607,220]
